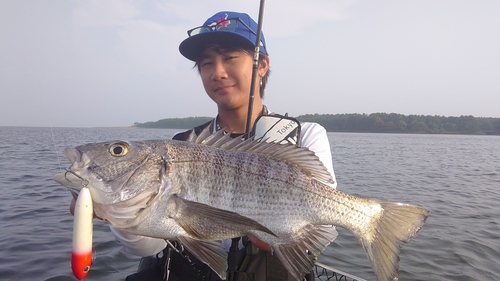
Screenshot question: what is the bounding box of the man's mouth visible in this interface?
[213,84,234,92]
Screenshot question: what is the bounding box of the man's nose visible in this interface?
[212,61,228,80]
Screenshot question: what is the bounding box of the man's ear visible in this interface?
[258,56,270,76]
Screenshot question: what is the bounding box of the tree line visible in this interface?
[133,113,500,135]
[133,117,212,129]
[297,113,500,135]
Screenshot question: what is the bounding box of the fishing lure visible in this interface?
[71,186,93,280]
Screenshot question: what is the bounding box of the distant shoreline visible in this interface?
[132,113,500,135]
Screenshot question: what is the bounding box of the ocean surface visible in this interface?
[0,126,499,281]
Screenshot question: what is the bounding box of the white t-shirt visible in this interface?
[110,121,336,257]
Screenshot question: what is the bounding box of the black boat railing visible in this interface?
[314,262,367,281]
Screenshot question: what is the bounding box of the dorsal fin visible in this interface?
[187,125,334,184]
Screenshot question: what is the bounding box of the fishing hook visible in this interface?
[65,168,89,188]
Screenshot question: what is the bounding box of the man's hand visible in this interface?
[247,233,271,252]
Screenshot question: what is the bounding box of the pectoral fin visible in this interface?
[168,195,276,239]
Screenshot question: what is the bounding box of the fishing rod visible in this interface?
[244,0,266,136]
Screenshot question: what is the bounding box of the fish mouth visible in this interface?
[64,147,82,163]
[54,147,116,206]
[53,170,86,198]
[53,148,93,197]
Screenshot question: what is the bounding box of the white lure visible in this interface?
[71,187,93,280]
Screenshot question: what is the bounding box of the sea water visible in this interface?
[0,127,499,280]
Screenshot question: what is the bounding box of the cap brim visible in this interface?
[179,32,256,62]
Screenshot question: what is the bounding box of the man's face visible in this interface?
[199,48,258,111]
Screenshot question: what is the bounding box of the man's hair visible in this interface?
[194,43,271,98]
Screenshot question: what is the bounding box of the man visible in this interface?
[113,11,337,281]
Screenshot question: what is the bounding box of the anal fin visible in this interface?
[273,224,338,280]
[178,237,228,280]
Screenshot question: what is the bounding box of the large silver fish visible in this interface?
[54,128,429,281]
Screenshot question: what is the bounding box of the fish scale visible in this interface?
[54,128,429,281]
[182,161,302,225]
[183,154,311,224]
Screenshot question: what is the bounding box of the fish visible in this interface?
[54,128,430,281]
[71,186,93,280]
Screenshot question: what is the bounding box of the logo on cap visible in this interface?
[209,13,230,30]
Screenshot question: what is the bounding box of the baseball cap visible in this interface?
[179,11,268,61]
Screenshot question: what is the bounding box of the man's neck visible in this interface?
[217,103,264,134]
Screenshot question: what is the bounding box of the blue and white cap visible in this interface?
[179,11,268,61]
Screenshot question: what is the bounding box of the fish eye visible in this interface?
[109,143,128,157]
[83,266,90,272]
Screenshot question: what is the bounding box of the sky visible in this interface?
[1,0,499,127]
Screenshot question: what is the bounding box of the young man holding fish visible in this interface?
[61,11,429,281]
[115,11,337,281]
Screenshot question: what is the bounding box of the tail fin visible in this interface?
[360,201,429,281]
